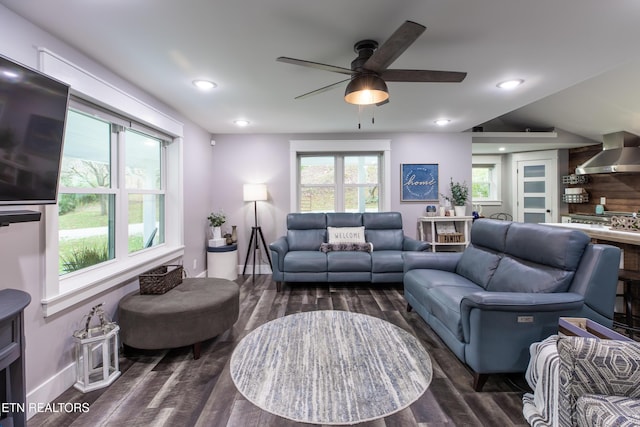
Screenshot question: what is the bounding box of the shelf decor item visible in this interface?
[208,210,226,245]
[72,303,120,392]
[138,264,184,294]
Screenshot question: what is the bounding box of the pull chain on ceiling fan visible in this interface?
[277,20,467,106]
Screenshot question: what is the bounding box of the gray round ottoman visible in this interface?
[118,277,239,359]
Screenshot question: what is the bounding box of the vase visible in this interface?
[454,206,466,217]
[231,225,237,243]
[211,226,222,240]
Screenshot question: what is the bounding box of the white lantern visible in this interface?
[73,304,121,393]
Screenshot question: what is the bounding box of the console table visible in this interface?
[418,216,473,252]
[0,289,31,427]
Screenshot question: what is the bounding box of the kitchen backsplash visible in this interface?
[568,145,640,214]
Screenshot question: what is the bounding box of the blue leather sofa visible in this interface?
[270,212,429,291]
[403,219,621,391]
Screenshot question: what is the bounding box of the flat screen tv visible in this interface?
[0,53,70,205]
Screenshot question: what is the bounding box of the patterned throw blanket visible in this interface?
[522,335,560,427]
[319,242,373,253]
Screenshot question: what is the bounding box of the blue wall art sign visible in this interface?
[401,163,439,202]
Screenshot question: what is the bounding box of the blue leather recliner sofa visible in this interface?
[403,218,621,391]
[270,212,429,291]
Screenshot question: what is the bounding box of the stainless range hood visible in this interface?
[576,131,640,174]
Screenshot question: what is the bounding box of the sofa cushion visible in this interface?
[287,229,326,251]
[425,284,483,341]
[327,226,365,244]
[327,251,371,272]
[366,229,403,251]
[470,219,511,252]
[505,222,589,270]
[371,250,403,273]
[487,255,575,293]
[283,251,327,272]
[455,245,501,289]
[363,212,402,229]
[326,212,363,227]
[287,212,326,229]
[404,269,481,312]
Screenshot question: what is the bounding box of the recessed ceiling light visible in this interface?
[192,79,217,90]
[496,79,524,90]
[498,147,506,151]
[234,119,250,127]
[434,119,451,126]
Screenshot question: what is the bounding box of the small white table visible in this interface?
[417,216,473,252]
[207,244,238,280]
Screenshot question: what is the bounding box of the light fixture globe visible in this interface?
[344,74,389,105]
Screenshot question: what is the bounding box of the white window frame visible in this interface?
[40,49,184,317]
[290,140,391,212]
[471,155,502,205]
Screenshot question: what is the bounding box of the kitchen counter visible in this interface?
[545,222,640,245]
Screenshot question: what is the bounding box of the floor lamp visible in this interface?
[242,183,273,281]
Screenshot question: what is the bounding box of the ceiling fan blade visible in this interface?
[277,57,353,75]
[364,21,426,73]
[375,99,390,107]
[294,78,351,100]
[381,69,467,82]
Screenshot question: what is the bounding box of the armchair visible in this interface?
[523,335,640,427]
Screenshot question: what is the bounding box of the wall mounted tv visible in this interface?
[0,54,70,206]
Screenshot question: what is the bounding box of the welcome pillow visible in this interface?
[327,226,366,244]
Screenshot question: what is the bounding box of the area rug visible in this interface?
[230,310,432,425]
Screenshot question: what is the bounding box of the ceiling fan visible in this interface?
[277,20,467,106]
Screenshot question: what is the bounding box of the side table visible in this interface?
[207,244,238,280]
[0,289,31,427]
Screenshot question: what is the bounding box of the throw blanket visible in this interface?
[523,334,560,427]
[319,242,373,253]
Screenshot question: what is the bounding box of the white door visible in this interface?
[516,159,554,223]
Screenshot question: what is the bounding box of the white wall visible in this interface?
[209,132,472,261]
[0,5,214,411]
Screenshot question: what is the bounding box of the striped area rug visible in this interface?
[230,310,432,425]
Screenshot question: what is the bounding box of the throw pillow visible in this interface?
[327,226,365,244]
[319,242,373,253]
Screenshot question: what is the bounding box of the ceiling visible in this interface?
[2,0,640,154]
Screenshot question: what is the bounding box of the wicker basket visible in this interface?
[139,265,183,295]
[437,233,464,243]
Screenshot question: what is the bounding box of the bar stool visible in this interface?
[617,269,640,337]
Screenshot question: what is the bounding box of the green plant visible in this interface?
[61,245,110,273]
[208,210,226,227]
[449,178,469,206]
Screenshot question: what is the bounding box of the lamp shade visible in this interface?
[344,74,389,105]
[243,183,268,202]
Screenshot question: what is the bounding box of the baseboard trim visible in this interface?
[26,361,76,420]
[238,263,272,275]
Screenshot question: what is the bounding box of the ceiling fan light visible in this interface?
[344,75,389,105]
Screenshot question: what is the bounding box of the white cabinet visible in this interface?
[417,216,473,252]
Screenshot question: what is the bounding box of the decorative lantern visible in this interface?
[72,303,121,392]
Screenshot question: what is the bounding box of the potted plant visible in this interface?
[449,178,469,216]
[208,210,226,239]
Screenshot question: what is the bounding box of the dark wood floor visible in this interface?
[30,276,530,427]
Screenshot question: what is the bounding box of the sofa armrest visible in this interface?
[461,291,584,313]
[557,337,640,426]
[403,236,430,252]
[269,236,289,273]
[402,251,462,273]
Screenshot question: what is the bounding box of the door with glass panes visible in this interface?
[516,159,554,223]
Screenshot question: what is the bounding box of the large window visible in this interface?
[298,154,381,212]
[41,49,183,317]
[58,107,166,275]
